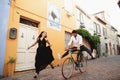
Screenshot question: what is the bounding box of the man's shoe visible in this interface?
[91,57,95,60]
[33,75,37,78]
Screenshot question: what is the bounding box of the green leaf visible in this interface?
[76,29,100,54]
[8,57,16,63]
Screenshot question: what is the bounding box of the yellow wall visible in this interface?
[4,0,79,76]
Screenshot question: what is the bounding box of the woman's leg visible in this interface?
[34,62,39,78]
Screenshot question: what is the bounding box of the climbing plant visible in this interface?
[76,29,100,50]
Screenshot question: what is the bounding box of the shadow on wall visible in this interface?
[0,0,10,76]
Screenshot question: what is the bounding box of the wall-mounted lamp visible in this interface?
[9,28,17,39]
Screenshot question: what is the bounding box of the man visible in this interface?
[61,30,94,60]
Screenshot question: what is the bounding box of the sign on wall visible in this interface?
[47,2,60,30]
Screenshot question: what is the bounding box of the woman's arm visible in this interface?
[45,38,51,46]
[67,36,73,49]
[28,38,38,49]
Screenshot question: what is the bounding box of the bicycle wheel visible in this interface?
[62,57,74,79]
[79,56,87,73]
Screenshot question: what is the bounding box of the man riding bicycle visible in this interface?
[61,30,95,60]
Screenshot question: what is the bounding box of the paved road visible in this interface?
[1,55,120,80]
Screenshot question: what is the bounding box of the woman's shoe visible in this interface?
[50,64,54,69]
[33,73,39,78]
[33,75,37,78]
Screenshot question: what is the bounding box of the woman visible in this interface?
[28,31,54,78]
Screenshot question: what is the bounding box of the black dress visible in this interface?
[35,38,54,74]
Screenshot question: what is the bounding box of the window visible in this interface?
[64,0,73,15]
[113,44,116,54]
[20,18,38,27]
[105,43,108,53]
[96,24,101,35]
[65,31,71,48]
[75,8,84,28]
[103,27,107,37]
[93,23,101,35]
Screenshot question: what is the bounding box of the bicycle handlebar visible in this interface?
[67,47,78,53]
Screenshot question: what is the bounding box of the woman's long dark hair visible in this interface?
[38,31,44,38]
[37,31,47,39]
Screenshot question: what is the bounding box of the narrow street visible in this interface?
[1,55,120,80]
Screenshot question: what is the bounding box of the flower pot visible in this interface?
[8,63,15,76]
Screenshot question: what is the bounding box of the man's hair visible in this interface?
[72,30,77,34]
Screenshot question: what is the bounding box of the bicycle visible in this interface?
[61,49,88,79]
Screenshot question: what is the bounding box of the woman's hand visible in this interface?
[77,47,80,50]
[48,44,52,47]
[27,47,30,50]
[65,47,70,51]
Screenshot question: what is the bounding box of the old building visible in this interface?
[3,0,93,76]
[117,33,120,55]
[92,11,118,57]
[2,0,120,77]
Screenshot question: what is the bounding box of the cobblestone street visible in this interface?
[1,55,120,80]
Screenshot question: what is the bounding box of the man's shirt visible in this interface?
[68,34,83,47]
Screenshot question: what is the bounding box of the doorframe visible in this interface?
[15,18,39,71]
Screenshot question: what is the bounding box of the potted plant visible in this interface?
[8,57,16,76]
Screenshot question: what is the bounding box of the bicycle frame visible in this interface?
[61,50,87,79]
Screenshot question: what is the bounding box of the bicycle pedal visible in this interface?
[78,62,84,67]
[80,63,83,67]
[77,64,80,67]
